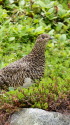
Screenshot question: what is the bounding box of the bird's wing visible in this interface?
[1,60,30,74]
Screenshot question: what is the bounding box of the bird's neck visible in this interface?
[29,43,46,65]
[31,41,46,55]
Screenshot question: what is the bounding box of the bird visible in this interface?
[0,34,52,89]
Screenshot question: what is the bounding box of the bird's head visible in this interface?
[37,34,52,42]
[31,33,52,54]
[36,34,52,48]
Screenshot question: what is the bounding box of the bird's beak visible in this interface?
[49,37,53,40]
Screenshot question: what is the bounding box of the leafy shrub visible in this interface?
[0,0,70,124]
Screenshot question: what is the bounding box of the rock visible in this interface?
[10,108,70,125]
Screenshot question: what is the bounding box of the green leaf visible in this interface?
[35,26,44,34]
[36,1,46,8]
[58,7,66,18]
[9,37,15,41]
[49,29,54,35]
[56,22,64,31]
[59,34,66,41]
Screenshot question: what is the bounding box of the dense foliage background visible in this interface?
[0,0,70,124]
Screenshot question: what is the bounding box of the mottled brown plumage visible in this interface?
[0,34,51,89]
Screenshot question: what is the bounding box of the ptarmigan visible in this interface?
[0,34,51,89]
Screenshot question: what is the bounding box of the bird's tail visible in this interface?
[0,75,7,90]
[0,75,4,89]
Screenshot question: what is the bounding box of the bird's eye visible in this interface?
[42,36,45,39]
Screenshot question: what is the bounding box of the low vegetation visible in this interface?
[0,0,70,124]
